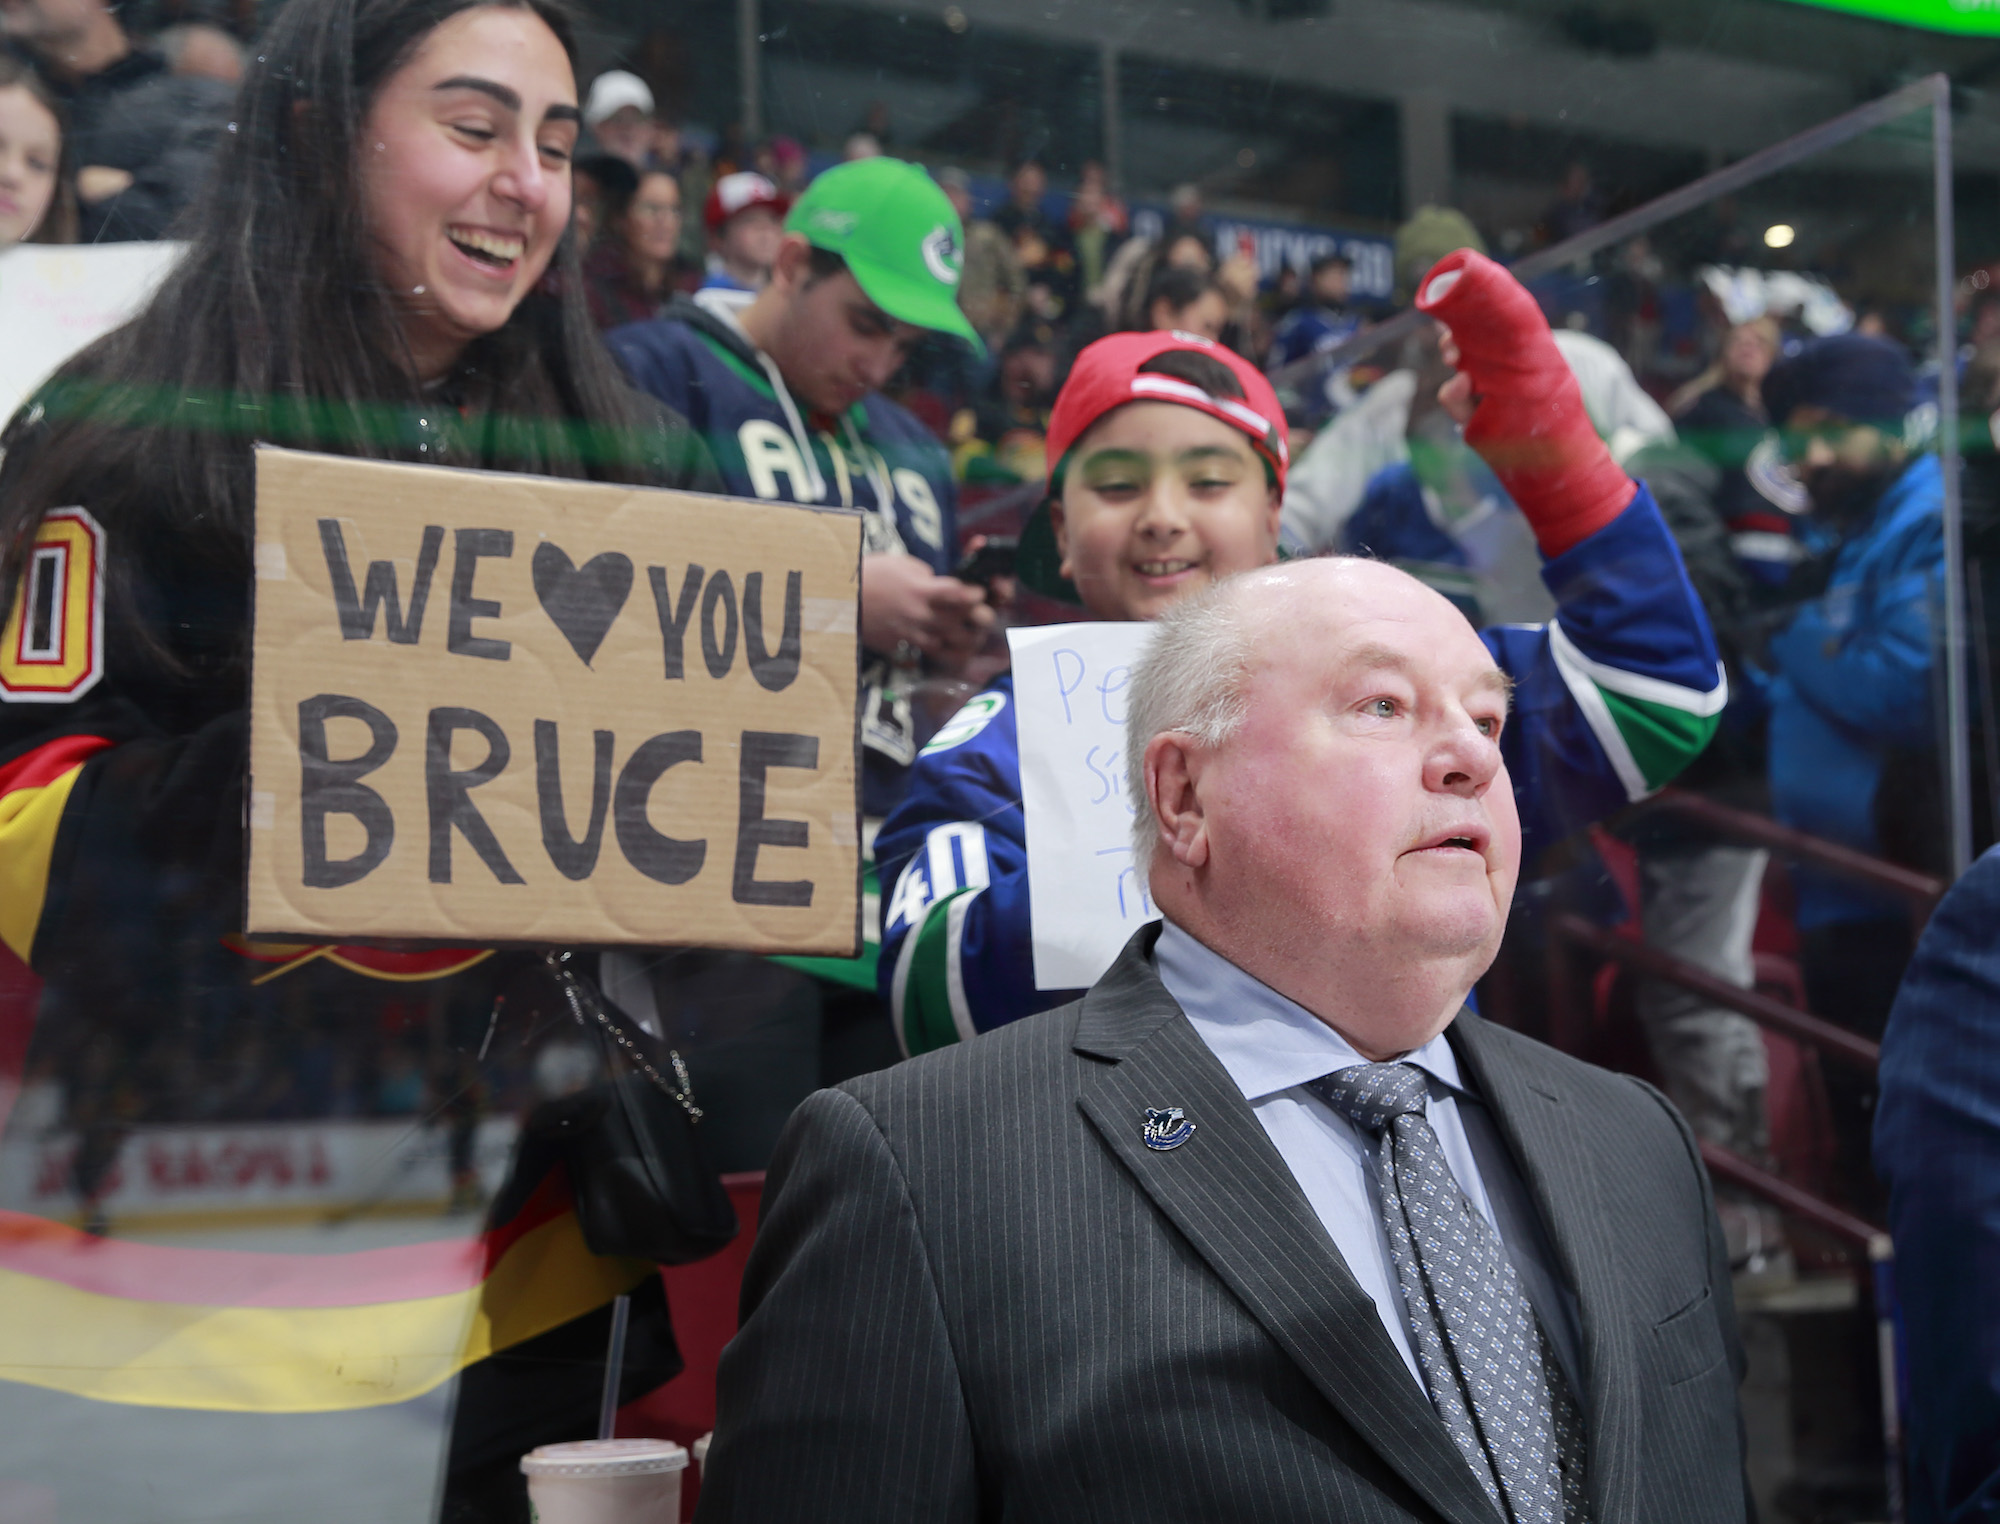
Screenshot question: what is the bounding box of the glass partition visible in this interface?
[1,0,1993,1518]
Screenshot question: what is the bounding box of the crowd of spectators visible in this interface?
[3,5,1979,1201]
[7,11,2000,1505]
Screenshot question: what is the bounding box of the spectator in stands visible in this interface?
[957,315,1060,485]
[581,67,655,168]
[605,156,989,823]
[842,130,881,161]
[154,20,241,84]
[1671,317,1791,586]
[761,132,807,196]
[1068,157,1126,299]
[1540,160,1602,246]
[0,52,71,246]
[939,162,1024,352]
[879,255,1724,1053]
[1162,179,1207,247]
[604,156,991,1081]
[1284,206,1484,550]
[1163,226,1215,272]
[2,0,232,240]
[700,167,785,302]
[1762,334,1942,1195]
[0,0,718,1510]
[993,158,1077,319]
[582,165,692,328]
[1137,262,1228,341]
[1268,250,1360,372]
[568,149,633,253]
[1394,203,1484,304]
[1874,843,2000,1523]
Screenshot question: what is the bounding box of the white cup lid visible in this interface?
[520,1439,688,1477]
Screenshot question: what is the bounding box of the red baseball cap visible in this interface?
[1019,330,1289,601]
[703,171,788,234]
[1045,329,1289,495]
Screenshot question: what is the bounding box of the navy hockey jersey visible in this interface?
[876,485,1726,1054]
[607,294,960,816]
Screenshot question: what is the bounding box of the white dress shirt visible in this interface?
[1154,919,1582,1391]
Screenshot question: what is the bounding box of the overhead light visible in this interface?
[1764,224,1796,249]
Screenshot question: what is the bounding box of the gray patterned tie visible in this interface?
[1307,1062,1588,1523]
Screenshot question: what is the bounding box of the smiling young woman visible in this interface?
[0,0,715,1518]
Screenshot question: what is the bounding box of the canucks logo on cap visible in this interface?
[921,225,962,287]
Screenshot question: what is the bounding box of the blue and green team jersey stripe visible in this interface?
[1546,621,1727,799]
[890,885,983,1056]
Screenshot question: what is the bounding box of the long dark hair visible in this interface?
[0,0,684,633]
[0,54,77,245]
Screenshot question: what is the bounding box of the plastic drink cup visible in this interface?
[520,1438,687,1523]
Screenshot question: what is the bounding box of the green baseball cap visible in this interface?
[786,158,983,352]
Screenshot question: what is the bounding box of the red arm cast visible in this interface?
[1415,247,1636,557]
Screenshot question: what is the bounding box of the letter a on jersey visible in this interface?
[1,507,106,702]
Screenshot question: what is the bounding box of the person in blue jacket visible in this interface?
[1760,333,1946,1192]
[878,250,1728,1055]
[1267,250,1363,426]
[1874,844,2000,1523]
[606,155,994,822]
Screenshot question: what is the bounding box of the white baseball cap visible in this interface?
[584,70,655,128]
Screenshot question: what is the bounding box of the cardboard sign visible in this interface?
[1010,621,1160,990]
[246,447,862,954]
[0,242,184,427]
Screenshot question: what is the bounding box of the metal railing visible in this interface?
[1545,787,1925,1520]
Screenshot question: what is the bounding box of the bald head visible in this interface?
[1131,557,1520,1057]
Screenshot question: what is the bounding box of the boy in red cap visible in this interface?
[876,251,1728,1055]
[699,169,788,300]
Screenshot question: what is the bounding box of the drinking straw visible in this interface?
[597,1293,632,1440]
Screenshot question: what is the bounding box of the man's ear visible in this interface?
[769,233,813,292]
[1144,731,1208,869]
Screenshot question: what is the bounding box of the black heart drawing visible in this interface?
[532,542,634,667]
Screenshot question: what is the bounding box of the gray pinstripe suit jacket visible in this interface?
[699,928,1748,1523]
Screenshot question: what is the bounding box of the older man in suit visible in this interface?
[698,555,1748,1523]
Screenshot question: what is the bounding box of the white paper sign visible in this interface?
[0,242,184,428]
[1010,620,1160,990]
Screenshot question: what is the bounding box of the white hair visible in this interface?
[1124,576,1258,879]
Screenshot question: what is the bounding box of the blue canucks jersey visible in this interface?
[607,292,959,817]
[876,485,1725,1055]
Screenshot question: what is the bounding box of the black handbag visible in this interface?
[531,951,738,1266]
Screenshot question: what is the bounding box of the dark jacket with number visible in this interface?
[0,357,720,1509]
[606,290,960,817]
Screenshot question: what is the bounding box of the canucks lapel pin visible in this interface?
[1143,1107,1196,1151]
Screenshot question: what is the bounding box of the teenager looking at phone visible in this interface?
[606,156,993,822]
[0,0,714,1515]
[877,253,1728,1055]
